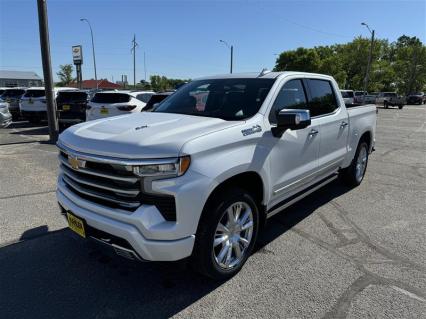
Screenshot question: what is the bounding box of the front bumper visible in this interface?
[56,166,215,261]
[57,186,195,261]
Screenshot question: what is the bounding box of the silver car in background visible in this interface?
[0,87,26,120]
[0,101,12,127]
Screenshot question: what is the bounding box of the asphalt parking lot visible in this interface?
[0,105,425,319]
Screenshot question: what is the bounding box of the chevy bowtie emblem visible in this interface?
[68,156,85,170]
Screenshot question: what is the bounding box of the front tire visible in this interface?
[192,188,259,280]
[384,101,388,109]
[341,141,369,187]
[398,105,403,109]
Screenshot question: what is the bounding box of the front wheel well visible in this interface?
[199,172,266,230]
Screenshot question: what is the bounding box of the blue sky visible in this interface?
[1,0,425,83]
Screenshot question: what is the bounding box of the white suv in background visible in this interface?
[20,87,77,124]
[86,90,155,121]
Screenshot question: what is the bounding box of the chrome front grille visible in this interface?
[58,151,142,210]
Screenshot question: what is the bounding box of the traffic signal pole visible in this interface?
[37,0,58,143]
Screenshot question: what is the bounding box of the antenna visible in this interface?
[258,68,270,77]
[131,34,139,87]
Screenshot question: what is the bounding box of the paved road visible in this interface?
[0,106,425,319]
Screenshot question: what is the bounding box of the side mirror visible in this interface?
[272,109,311,137]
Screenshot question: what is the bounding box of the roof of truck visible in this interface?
[195,71,333,80]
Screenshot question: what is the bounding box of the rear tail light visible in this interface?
[117,105,137,111]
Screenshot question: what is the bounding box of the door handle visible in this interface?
[340,121,348,128]
[309,129,319,137]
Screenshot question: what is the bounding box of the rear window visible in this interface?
[136,93,154,103]
[2,89,26,97]
[24,90,45,98]
[341,91,354,98]
[57,91,88,102]
[144,94,171,111]
[91,93,131,103]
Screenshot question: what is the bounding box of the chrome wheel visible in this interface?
[213,201,254,269]
[355,145,368,182]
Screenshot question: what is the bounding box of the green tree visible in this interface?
[274,47,321,73]
[392,36,426,94]
[149,75,190,92]
[56,64,74,86]
[273,35,426,94]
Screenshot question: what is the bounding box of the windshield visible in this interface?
[154,78,275,120]
[341,91,354,98]
[2,89,26,98]
[23,89,45,98]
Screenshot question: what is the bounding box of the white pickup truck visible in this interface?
[57,71,376,279]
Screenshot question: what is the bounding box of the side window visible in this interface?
[307,79,338,117]
[269,79,307,123]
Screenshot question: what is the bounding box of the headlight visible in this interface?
[133,155,191,177]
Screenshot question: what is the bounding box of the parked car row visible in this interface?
[339,89,426,109]
[0,86,175,129]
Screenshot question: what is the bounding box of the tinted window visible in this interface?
[2,89,26,98]
[270,79,307,123]
[24,90,45,98]
[144,94,172,111]
[155,78,275,120]
[307,80,338,117]
[57,91,88,102]
[341,91,354,98]
[384,93,396,97]
[91,93,131,103]
[136,93,153,103]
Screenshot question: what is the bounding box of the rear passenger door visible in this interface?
[305,78,349,178]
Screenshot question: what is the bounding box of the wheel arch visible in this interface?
[198,171,267,231]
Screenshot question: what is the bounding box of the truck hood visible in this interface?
[59,112,241,158]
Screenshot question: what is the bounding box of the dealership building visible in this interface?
[0,70,43,87]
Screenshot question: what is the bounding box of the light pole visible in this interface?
[220,40,233,73]
[80,18,98,88]
[361,22,375,104]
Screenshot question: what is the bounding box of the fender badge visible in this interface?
[241,125,262,136]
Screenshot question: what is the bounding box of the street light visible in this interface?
[361,22,375,104]
[220,39,233,74]
[80,18,98,88]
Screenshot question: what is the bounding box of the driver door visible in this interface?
[267,78,320,208]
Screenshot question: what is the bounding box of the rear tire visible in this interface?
[398,105,403,109]
[341,141,369,187]
[192,188,259,280]
[384,101,388,109]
